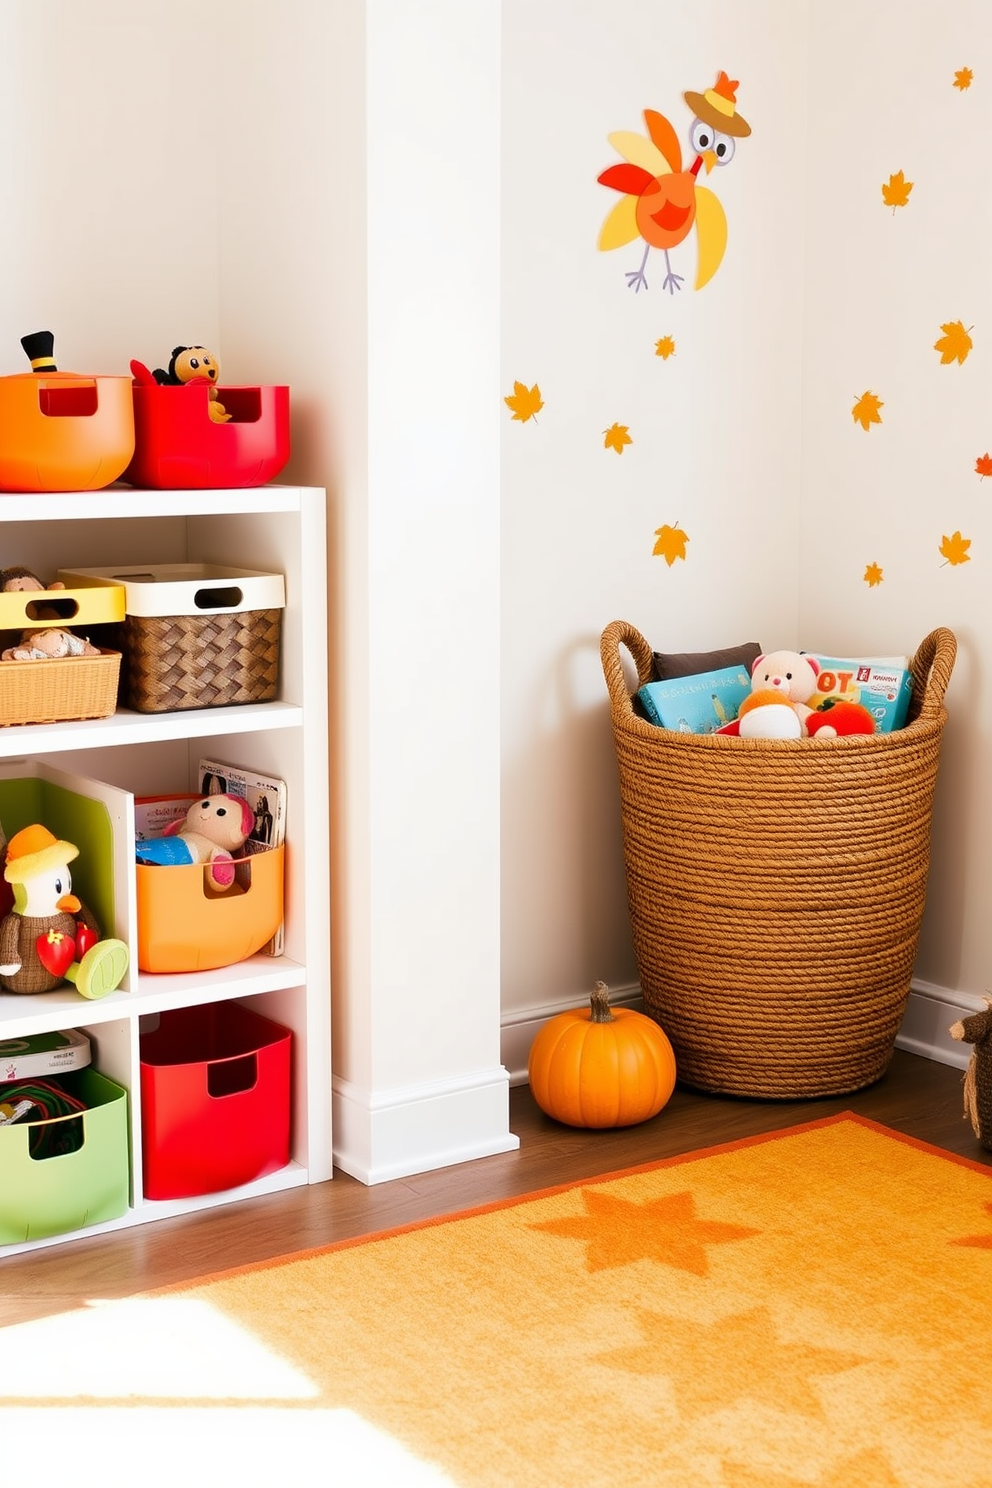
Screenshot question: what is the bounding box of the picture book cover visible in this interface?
[803,652,913,733]
[636,664,752,734]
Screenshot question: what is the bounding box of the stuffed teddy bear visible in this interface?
[0,566,67,623]
[748,650,821,736]
[2,627,100,662]
[0,566,66,596]
[135,793,254,890]
[152,345,231,423]
[1,627,101,662]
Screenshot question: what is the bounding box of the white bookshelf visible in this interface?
[0,484,331,1256]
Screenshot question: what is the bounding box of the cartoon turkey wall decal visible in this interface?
[597,71,751,294]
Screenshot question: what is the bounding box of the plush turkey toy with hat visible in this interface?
[0,824,129,998]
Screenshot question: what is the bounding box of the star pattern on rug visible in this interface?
[721,1446,904,1487]
[596,1303,868,1420]
[949,1199,992,1249]
[528,1187,760,1274]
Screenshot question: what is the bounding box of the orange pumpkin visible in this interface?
[527,980,677,1128]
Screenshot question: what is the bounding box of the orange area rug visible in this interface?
[2,1114,992,1486]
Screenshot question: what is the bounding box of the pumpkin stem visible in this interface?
[590,980,615,1023]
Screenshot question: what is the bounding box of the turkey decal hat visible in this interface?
[683,71,751,138]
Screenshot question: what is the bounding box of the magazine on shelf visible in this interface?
[197,757,288,955]
[802,651,913,733]
[0,1028,91,1081]
[635,664,752,734]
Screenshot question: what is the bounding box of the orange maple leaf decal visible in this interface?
[864,562,884,587]
[655,335,676,360]
[504,381,543,423]
[949,1201,992,1249]
[975,453,992,479]
[852,390,883,431]
[653,523,689,566]
[934,321,973,365]
[529,1188,759,1275]
[954,66,974,90]
[881,170,913,212]
[940,531,971,565]
[603,422,632,454]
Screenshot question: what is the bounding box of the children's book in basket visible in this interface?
[197,756,287,955]
[635,663,752,734]
[802,651,913,733]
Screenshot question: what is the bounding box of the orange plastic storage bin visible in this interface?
[136,841,284,973]
[139,1001,292,1199]
[0,373,135,492]
[123,382,290,489]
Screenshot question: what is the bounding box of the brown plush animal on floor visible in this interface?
[950,999,992,1151]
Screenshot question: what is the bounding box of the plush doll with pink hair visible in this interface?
[135,794,254,890]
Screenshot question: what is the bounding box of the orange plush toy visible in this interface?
[806,700,876,739]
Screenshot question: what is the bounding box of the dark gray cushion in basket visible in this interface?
[652,641,762,681]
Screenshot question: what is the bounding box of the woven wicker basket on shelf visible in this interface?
[0,649,121,726]
[600,621,957,1099]
[115,609,281,714]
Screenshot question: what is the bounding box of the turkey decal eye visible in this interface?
[689,117,715,153]
[711,130,736,165]
[689,118,736,165]
[54,872,69,895]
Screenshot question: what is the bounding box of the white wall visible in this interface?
[799,0,990,1011]
[499,1,811,1047]
[0,0,220,374]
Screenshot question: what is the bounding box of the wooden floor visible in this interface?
[1,1049,988,1329]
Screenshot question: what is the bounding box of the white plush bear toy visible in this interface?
[741,650,821,739]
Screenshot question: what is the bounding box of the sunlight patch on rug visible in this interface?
[0,1408,456,1485]
[0,1296,318,1399]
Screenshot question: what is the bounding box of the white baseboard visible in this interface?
[501,979,987,1084]
[500,983,644,1085]
[332,1066,520,1185]
[895,979,987,1069]
[332,981,984,1186]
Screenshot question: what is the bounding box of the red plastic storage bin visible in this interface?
[140,1001,291,1199]
[123,382,290,489]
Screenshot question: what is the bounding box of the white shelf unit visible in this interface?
[0,484,331,1256]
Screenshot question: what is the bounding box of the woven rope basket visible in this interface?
[116,609,281,713]
[601,621,957,1099]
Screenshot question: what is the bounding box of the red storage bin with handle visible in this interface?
[123,381,290,489]
[140,1001,291,1199]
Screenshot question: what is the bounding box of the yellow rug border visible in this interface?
[149,1110,992,1298]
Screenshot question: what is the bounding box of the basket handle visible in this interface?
[600,620,655,714]
[909,627,957,721]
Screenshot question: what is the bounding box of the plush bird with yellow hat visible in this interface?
[0,825,128,998]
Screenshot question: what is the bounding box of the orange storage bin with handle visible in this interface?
[136,842,285,973]
[0,373,135,492]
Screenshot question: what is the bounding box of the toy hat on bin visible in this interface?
[20,331,57,373]
[4,824,79,884]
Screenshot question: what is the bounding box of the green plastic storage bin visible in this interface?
[0,1068,129,1243]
